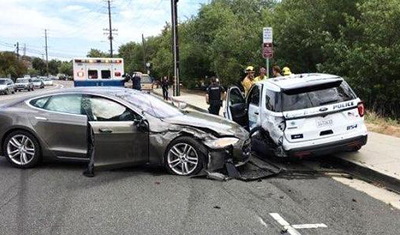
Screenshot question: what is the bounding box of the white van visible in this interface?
[73,58,124,87]
[225,73,368,158]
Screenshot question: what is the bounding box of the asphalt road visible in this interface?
[0,81,399,235]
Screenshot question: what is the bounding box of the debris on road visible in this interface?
[192,155,282,182]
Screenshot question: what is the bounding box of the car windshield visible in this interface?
[0,80,6,84]
[33,79,41,82]
[115,90,184,119]
[16,78,28,83]
[141,75,152,83]
[280,80,357,112]
[44,78,51,81]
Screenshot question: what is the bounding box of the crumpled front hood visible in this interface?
[164,111,249,139]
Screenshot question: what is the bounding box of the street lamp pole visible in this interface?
[171,0,180,96]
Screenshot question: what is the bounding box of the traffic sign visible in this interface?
[263,43,273,59]
[263,27,273,43]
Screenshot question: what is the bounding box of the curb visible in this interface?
[332,157,400,194]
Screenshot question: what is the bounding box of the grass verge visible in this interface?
[365,111,400,138]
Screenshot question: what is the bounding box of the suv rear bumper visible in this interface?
[287,135,368,158]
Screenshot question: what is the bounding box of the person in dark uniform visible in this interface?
[132,72,142,90]
[161,76,169,100]
[206,77,226,115]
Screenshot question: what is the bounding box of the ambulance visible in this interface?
[73,58,124,87]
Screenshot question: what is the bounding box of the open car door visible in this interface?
[225,86,248,128]
[83,95,149,171]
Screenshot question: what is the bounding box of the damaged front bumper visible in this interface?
[206,138,251,172]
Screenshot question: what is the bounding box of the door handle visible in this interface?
[254,112,259,115]
[35,116,48,121]
[99,128,113,133]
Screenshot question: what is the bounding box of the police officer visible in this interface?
[206,77,226,115]
[132,72,142,90]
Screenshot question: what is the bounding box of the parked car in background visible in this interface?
[225,73,368,158]
[140,74,154,91]
[15,78,34,91]
[43,77,53,86]
[0,78,15,95]
[32,78,45,89]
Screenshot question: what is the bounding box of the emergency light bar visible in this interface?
[74,59,122,64]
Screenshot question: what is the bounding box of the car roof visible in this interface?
[260,73,343,91]
[4,87,144,106]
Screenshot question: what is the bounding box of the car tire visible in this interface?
[164,136,205,176]
[3,130,41,169]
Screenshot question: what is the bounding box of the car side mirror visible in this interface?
[134,118,149,132]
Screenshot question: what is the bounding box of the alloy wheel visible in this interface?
[7,134,36,166]
[167,143,199,175]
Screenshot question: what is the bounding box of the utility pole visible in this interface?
[45,29,49,77]
[107,0,113,57]
[142,34,146,72]
[14,42,19,59]
[171,0,180,96]
[23,44,26,57]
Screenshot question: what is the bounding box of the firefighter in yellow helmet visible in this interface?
[241,66,255,96]
[282,67,292,76]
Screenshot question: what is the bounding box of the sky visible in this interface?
[0,0,209,60]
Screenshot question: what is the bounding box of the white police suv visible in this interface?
[225,73,368,158]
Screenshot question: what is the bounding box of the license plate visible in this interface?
[316,119,333,128]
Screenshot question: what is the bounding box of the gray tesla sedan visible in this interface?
[0,87,250,176]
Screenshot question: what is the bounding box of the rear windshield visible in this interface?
[32,79,41,82]
[268,81,357,112]
[141,75,152,83]
[16,78,28,83]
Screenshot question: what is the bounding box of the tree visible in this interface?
[48,59,61,75]
[59,61,73,76]
[87,49,108,58]
[32,58,47,75]
[319,0,400,117]
[0,52,27,79]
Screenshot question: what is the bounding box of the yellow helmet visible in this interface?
[245,66,255,73]
[282,67,292,76]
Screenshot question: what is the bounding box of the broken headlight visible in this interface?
[204,137,239,149]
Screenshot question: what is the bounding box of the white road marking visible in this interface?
[292,224,327,229]
[270,213,290,226]
[269,213,327,235]
[258,216,268,228]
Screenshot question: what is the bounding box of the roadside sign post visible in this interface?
[263,27,273,78]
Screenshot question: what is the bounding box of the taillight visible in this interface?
[357,102,365,117]
[115,72,121,77]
